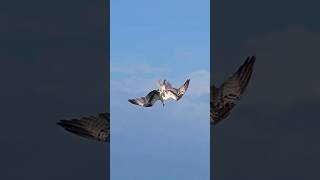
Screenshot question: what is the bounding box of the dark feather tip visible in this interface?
[128,99,138,105]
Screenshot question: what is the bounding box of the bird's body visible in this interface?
[158,79,189,101]
[129,79,190,107]
[162,90,177,101]
[211,56,255,125]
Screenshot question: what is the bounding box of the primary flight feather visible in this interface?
[57,112,110,142]
[211,56,255,125]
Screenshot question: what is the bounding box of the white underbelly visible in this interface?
[162,91,177,101]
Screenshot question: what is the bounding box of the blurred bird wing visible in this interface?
[211,56,255,125]
[57,112,110,142]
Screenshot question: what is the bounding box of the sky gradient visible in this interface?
[110,0,210,179]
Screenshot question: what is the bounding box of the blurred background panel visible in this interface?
[0,0,109,179]
[211,0,320,179]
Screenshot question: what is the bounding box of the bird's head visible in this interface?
[157,79,164,86]
[161,99,165,107]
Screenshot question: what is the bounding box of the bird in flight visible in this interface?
[57,112,110,142]
[211,56,255,125]
[128,79,190,107]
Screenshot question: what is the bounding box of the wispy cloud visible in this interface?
[111,68,210,97]
[184,69,210,97]
[110,63,210,122]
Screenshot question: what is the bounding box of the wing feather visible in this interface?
[128,90,161,107]
[211,56,255,125]
[163,79,190,101]
[176,79,190,100]
[57,112,110,142]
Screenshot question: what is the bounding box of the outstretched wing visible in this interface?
[176,79,190,99]
[166,79,190,101]
[57,112,110,142]
[164,80,173,89]
[211,56,255,125]
[128,90,161,107]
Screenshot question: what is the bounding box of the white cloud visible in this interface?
[110,67,210,136]
[111,68,210,97]
[110,62,210,124]
[171,97,209,119]
[184,69,210,98]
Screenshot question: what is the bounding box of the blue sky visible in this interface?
[110,0,210,179]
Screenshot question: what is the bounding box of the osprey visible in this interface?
[128,79,190,107]
[57,112,110,142]
[211,56,255,125]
